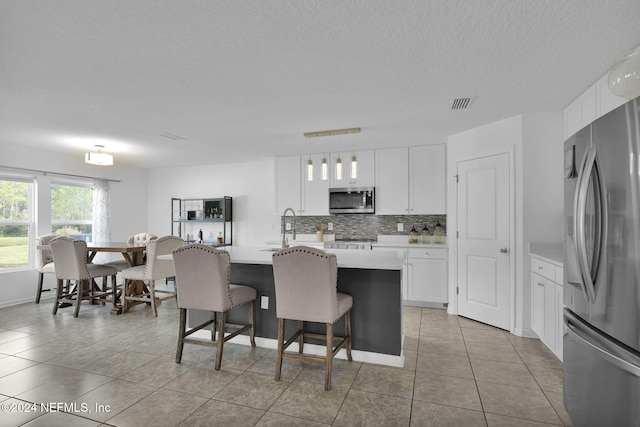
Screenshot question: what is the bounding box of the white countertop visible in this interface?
[162,245,405,270]
[529,242,563,265]
[266,234,448,250]
[226,246,404,270]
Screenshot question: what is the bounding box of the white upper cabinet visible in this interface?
[596,73,626,118]
[301,154,330,215]
[330,149,375,188]
[375,148,409,214]
[410,145,446,214]
[375,145,446,215]
[275,156,301,214]
[564,72,627,139]
[276,145,446,216]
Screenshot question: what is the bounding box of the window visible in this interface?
[0,178,34,270]
[51,183,93,241]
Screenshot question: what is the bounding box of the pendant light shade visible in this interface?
[350,154,357,179]
[335,156,343,180]
[84,145,113,166]
[321,156,328,180]
[306,158,314,181]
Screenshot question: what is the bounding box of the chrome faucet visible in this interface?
[281,208,297,248]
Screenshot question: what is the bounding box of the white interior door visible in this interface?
[456,153,511,330]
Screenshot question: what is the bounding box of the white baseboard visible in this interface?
[190,329,405,368]
[513,327,538,338]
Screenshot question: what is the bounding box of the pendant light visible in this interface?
[335,155,343,180]
[350,154,357,179]
[302,127,361,182]
[306,157,313,181]
[321,156,328,180]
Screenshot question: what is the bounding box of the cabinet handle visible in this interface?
[538,266,543,270]
[537,282,544,287]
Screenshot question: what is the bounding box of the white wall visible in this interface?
[0,143,148,306]
[146,159,281,247]
[446,111,564,336]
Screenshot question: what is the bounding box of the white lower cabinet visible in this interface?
[530,255,563,361]
[406,247,448,306]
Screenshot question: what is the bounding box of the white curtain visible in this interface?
[92,179,111,263]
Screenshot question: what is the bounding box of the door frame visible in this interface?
[447,147,516,334]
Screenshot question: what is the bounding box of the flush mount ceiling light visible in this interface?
[608,46,640,100]
[304,127,361,181]
[84,145,113,166]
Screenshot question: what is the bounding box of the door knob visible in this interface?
[499,247,509,253]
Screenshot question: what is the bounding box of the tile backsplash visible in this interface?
[282,214,446,240]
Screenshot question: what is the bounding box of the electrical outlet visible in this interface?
[261,296,269,309]
[328,222,333,231]
[285,223,291,230]
[397,223,404,232]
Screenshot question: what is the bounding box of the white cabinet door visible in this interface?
[275,156,301,214]
[543,278,557,353]
[531,273,546,341]
[555,283,563,361]
[410,145,446,214]
[407,258,447,304]
[301,154,329,215]
[375,148,409,214]
[531,272,557,354]
[596,74,626,118]
[565,85,597,139]
[330,149,375,188]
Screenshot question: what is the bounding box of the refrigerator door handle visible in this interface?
[573,144,599,302]
[564,310,640,377]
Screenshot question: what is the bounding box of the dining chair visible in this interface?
[104,232,158,271]
[119,235,183,316]
[172,244,256,370]
[50,236,118,317]
[272,246,352,391]
[35,234,57,303]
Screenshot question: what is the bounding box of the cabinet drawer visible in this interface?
[407,247,447,259]
[531,257,556,281]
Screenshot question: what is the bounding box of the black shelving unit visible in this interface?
[171,196,232,246]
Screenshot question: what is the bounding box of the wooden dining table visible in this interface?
[39,241,148,315]
[86,242,148,315]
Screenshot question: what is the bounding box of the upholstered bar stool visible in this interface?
[50,236,118,317]
[172,244,256,370]
[35,234,57,303]
[119,235,183,316]
[272,246,353,390]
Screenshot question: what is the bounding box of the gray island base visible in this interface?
[187,247,405,366]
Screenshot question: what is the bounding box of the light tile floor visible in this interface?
[0,297,573,426]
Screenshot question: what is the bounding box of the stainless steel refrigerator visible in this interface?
[564,96,640,426]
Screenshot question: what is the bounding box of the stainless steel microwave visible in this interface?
[329,187,375,214]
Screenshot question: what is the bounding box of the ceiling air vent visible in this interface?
[451,97,474,110]
[159,132,186,141]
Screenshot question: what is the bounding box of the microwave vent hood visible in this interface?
[329,187,375,214]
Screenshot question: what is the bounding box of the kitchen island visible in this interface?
[188,246,406,366]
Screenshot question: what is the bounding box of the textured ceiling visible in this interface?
[1,0,639,168]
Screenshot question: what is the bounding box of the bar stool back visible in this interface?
[272,246,353,390]
[172,244,257,370]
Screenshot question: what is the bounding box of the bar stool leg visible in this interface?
[275,318,284,381]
